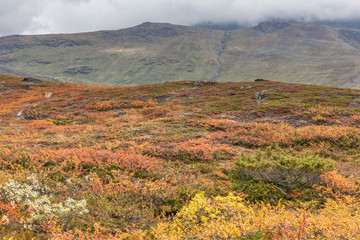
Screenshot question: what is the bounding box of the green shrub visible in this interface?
[231,147,334,193]
[232,180,283,203]
[52,119,74,125]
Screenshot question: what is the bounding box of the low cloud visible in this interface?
[1,0,360,36]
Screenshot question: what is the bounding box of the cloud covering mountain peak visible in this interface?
[1,0,360,36]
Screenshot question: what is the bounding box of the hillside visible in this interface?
[2,21,360,88]
[1,74,360,239]
[0,23,223,85]
[221,21,360,88]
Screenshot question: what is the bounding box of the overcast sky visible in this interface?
[1,0,360,37]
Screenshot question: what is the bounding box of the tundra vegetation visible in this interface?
[1,74,360,239]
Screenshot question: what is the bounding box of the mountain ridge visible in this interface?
[2,21,360,88]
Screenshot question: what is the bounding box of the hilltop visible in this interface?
[2,21,360,88]
[1,74,360,238]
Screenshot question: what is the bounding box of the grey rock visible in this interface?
[16,110,25,120]
[64,66,93,75]
[22,77,42,83]
[241,85,253,89]
[254,91,266,100]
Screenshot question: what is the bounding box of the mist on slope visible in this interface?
[1,0,360,36]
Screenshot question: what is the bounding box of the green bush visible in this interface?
[232,180,283,203]
[231,147,334,192]
[52,119,74,125]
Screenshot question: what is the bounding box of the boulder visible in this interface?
[254,78,271,82]
[22,77,42,83]
[16,110,25,120]
[254,91,266,100]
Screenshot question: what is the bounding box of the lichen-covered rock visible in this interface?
[254,90,266,100]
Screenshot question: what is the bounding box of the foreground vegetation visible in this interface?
[1,74,360,239]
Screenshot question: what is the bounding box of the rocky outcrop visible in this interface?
[29,59,52,65]
[194,21,244,31]
[36,39,92,47]
[339,30,360,48]
[0,57,15,64]
[254,91,266,100]
[130,22,182,38]
[254,20,291,33]
[64,66,93,75]
[254,78,271,82]
[0,35,29,52]
[22,77,42,83]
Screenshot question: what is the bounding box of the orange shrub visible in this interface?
[144,138,237,162]
[209,123,294,147]
[131,99,157,108]
[85,100,122,111]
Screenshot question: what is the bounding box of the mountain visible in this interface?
[311,19,360,29]
[220,21,360,88]
[0,23,224,85]
[2,21,360,88]
[2,74,360,238]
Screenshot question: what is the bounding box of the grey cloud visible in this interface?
[1,0,360,37]
[0,0,42,36]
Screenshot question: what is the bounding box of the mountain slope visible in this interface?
[2,21,360,88]
[220,21,360,88]
[0,23,223,85]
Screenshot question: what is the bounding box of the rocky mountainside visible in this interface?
[2,21,360,87]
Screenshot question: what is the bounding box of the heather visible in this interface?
[1,74,360,239]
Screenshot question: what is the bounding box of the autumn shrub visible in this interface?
[290,126,360,151]
[153,175,360,240]
[21,108,48,120]
[350,114,360,124]
[72,171,208,232]
[144,138,237,162]
[175,139,237,162]
[0,148,163,179]
[85,100,123,111]
[0,174,89,233]
[50,222,146,240]
[302,105,344,124]
[131,99,157,108]
[50,148,162,177]
[187,118,237,131]
[205,123,360,156]
[152,192,299,240]
[231,148,334,195]
[141,107,167,119]
[314,171,360,199]
[209,123,294,147]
